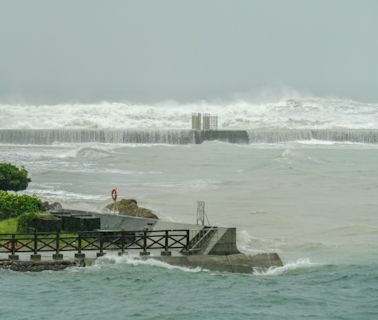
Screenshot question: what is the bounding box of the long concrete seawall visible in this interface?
[1,128,378,144]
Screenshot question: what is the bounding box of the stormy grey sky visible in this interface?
[0,0,377,104]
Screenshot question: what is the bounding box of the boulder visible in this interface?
[42,201,63,212]
[105,199,158,219]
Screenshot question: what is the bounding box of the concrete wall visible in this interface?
[153,253,283,273]
[194,130,249,144]
[206,228,240,255]
[90,212,158,231]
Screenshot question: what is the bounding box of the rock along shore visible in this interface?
[0,259,79,272]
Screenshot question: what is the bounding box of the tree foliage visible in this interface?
[17,212,39,233]
[0,163,31,191]
[0,191,42,221]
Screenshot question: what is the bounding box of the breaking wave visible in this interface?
[1,97,378,145]
[94,254,206,273]
[0,97,377,130]
[237,230,285,255]
[253,258,318,276]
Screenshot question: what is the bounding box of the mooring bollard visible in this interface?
[52,254,63,261]
[8,254,19,261]
[30,254,41,262]
[74,253,85,260]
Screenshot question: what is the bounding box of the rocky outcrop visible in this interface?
[105,199,158,219]
[42,201,63,212]
[0,260,77,272]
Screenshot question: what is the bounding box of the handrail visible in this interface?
[0,229,197,254]
[0,229,193,236]
[187,226,217,252]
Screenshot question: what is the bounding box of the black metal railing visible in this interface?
[0,230,190,255]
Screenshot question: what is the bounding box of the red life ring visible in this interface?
[111,188,118,201]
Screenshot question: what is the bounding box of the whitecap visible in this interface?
[94,254,206,273]
[253,258,317,276]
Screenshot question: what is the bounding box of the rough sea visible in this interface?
[0,97,377,319]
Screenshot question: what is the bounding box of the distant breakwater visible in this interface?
[0,129,378,144]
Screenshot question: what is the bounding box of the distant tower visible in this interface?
[202,113,210,130]
[191,113,202,130]
[203,114,218,130]
[192,113,218,130]
[209,114,218,130]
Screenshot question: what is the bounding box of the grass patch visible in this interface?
[0,217,18,234]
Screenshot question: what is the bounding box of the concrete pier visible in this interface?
[0,210,284,273]
[154,253,282,273]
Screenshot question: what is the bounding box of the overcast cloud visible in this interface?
[0,0,377,104]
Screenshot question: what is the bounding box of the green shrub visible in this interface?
[0,163,31,191]
[17,212,60,233]
[0,191,42,221]
[17,212,39,233]
[0,217,18,233]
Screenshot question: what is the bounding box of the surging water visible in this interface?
[1,255,377,320]
[1,97,378,319]
[1,142,377,264]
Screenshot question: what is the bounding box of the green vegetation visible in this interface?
[0,217,18,234]
[0,163,43,224]
[0,163,31,192]
[17,212,39,233]
[0,191,43,221]
[17,212,59,233]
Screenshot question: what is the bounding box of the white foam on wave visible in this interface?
[94,254,206,273]
[253,258,317,276]
[1,97,377,129]
[237,230,284,255]
[22,189,107,201]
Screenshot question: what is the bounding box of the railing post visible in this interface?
[143,230,147,253]
[74,232,85,261]
[78,233,82,254]
[11,234,16,255]
[165,230,169,251]
[34,231,38,255]
[140,230,150,256]
[56,232,60,255]
[8,234,19,261]
[97,232,104,257]
[186,230,190,250]
[31,231,41,261]
[160,230,171,256]
[53,232,63,261]
[119,231,125,256]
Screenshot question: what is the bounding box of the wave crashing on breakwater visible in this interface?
[246,128,378,144]
[0,129,195,144]
[1,97,378,130]
[1,128,378,144]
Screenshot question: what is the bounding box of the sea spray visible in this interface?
[237,230,285,255]
[253,258,318,276]
[95,254,206,273]
[1,97,378,130]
